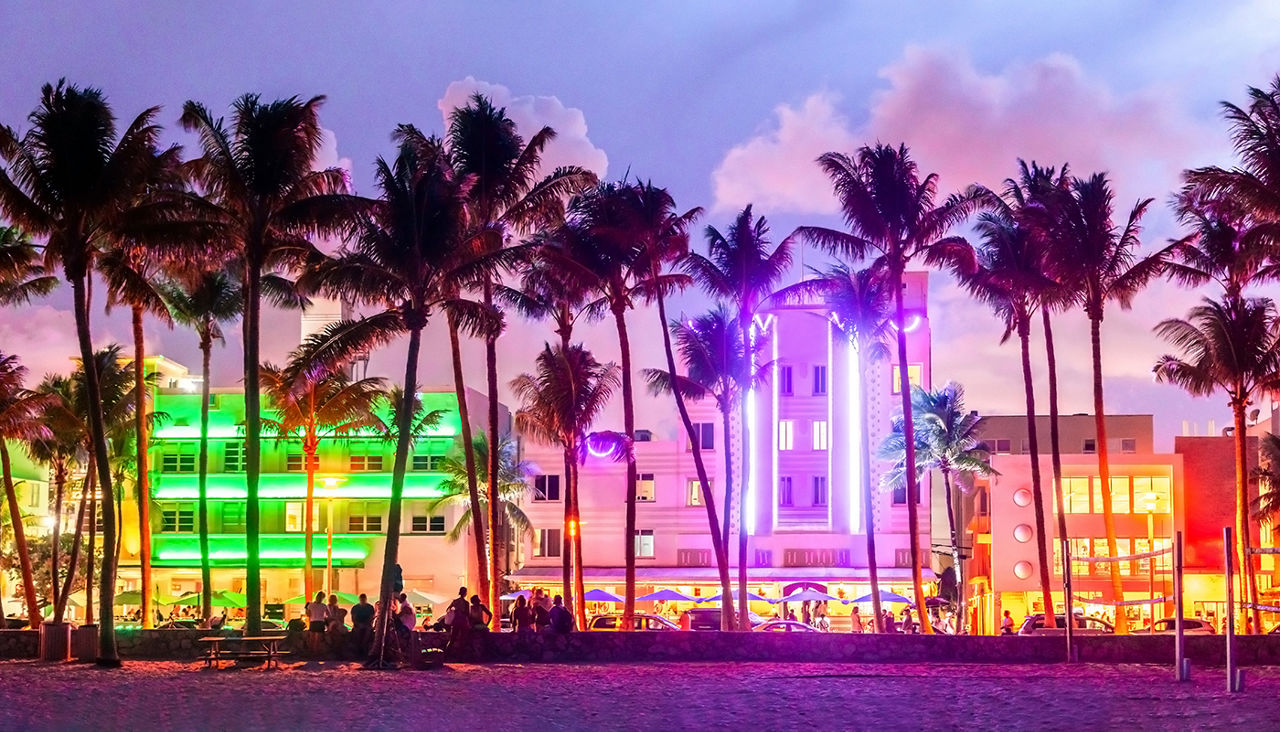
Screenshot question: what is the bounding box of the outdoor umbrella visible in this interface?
[638,589,696,602]
[111,590,142,605]
[697,591,771,604]
[175,589,247,607]
[850,590,912,604]
[499,590,532,601]
[777,589,841,604]
[282,591,360,605]
[582,588,624,603]
[406,590,448,605]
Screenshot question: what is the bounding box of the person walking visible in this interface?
[548,595,574,634]
[511,595,535,634]
[350,593,374,653]
[850,607,864,634]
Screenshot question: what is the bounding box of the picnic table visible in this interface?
[199,635,290,669]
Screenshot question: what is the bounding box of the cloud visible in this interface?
[438,77,608,179]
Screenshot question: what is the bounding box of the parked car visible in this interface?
[1139,618,1215,635]
[1018,614,1114,636]
[587,614,679,631]
[753,620,819,633]
[681,607,765,630]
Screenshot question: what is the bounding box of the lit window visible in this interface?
[686,423,714,451]
[637,473,656,502]
[536,528,562,557]
[687,479,710,506]
[534,475,561,501]
[1133,476,1171,514]
[160,503,194,533]
[1063,477,1091,513]
[812,420,829,451]
[347,501,383,533]
[812,476,828,507]
[1091,476,1130,514]
[778,365,793,396]
[778,420,795,451]
[778,476,793,507]
[223,442,244,472]
[221,503,245,532]
[891,364,923,394]
[812,365,828,396]
[1121,438,1137,454]
[634,529,655,559]
[284,501,320,532]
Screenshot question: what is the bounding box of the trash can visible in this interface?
[39,621,72,662]
[72,624,99,662]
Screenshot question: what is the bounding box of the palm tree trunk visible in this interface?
[446,313,490,605]
[242,262,263,636]
[1042,310,1070,604]
[1089,314,1127,634]
[132,305,154,629]
[654,293,734,629]
[570,456,587,630]
[1018,316,1056,627]
[197,335,213,624]
[0,440,41,628]
[303,438,317,600]
[561,449,574,616]
[892,268,932,634]
[71,273,121,665]
[1233,401,1262,633]
[86,480,96,626]
[612,307,639,628]
[55,465,92,623]
[372,324,423,666]
[940,467,963,630]
[483,281,502,630]
[52,467,63,610]
[857,350,884,633]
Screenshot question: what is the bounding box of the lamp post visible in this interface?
[321,477,344,592]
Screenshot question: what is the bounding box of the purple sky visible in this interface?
[4,1,1280,449]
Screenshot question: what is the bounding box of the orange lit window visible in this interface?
[891,364,923,394]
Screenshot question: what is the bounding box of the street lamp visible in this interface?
[321,477,346,592]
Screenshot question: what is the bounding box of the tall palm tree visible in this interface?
[883,383,995,634]
[1047,172,1170,635]
[0,354,53,628]
[180,93,367,635]
[302,129,488,663]
[430,433,532,544]
[260,331,388,600]
[643,307,755,629]
[163,269,242,623]
[0,226,57,305]
[27,375,80,615]
[773,263,893,632]
[685,204,792,629]
[788,145,980,633]
[446,94,597,621]
[1184,75,1280,225]
[511,343,619,628]
[0,81,180,664]
[1154,296,1280,633]
[1165,187,1280,300]
[954,202,1058,626]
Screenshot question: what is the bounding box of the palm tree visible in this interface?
[163,269,242,623]
[954,201,1058,626]
[1251,433,1280,527]
[1184,75,1280,224]
[180,93,367,634]
[0,226,57,305]
[302,129,487,663]
[643,307,755,629]
[511,343,619,628]
[883,383,995,634]
[772,263,893,632]
[447,95,597,621]
[1154,296,1280,633]
[685,205,792,629]
[0,354,53,628]
[1047,172,1170,634]
[0,81,180,664]
[26,376,79,615]
[260,330,388,600]
[431,434,533,545]
[787,145,980,633]
[1165,187,1280,300]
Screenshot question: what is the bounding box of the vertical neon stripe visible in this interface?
[849,338,864,534]
[770,315,780,534]
[826,321,834,529]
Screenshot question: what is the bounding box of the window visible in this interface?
[812,420,829,451]
[1091,476,1130,514]
[893,483,907,505]
[687,479,710,506]
[535,528,562,557]
[686,422,714,451]
[812,476,828,507]
[412,453,447,471]
[534,475,561,501]
[778,476,793,507]
[637,473,656,502]
[223,442,244,472]
[992,439,1012,454]
[634,529,655,559]
[1020,439,1030,454]
[1133,476,1171,514]
[778,365,793,396]
[161,445,196,473]
[812,365,828,396]
[976,487,989,517]
[1082,438,1097,454]
[285,502,320,532]
[1063,477,1091,513]
[350,445,384,472]
[891,363,923,394]
[160,503,194,533]
[286,451,304,472]
[411,514,446,534]
[348,501,383,532]
[221,502,245,532]
[1121,438,1137,454]
[778,420,795,450]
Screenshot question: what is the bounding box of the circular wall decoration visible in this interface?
[1013,560,1034,580]
[1013,524,1034,543]
[1013,488,1033,507]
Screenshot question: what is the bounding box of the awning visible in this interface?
[507,566,935,584]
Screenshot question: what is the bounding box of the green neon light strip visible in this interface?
[151,472,446,500]
[152,534,372,567]
[157,550,366,561]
